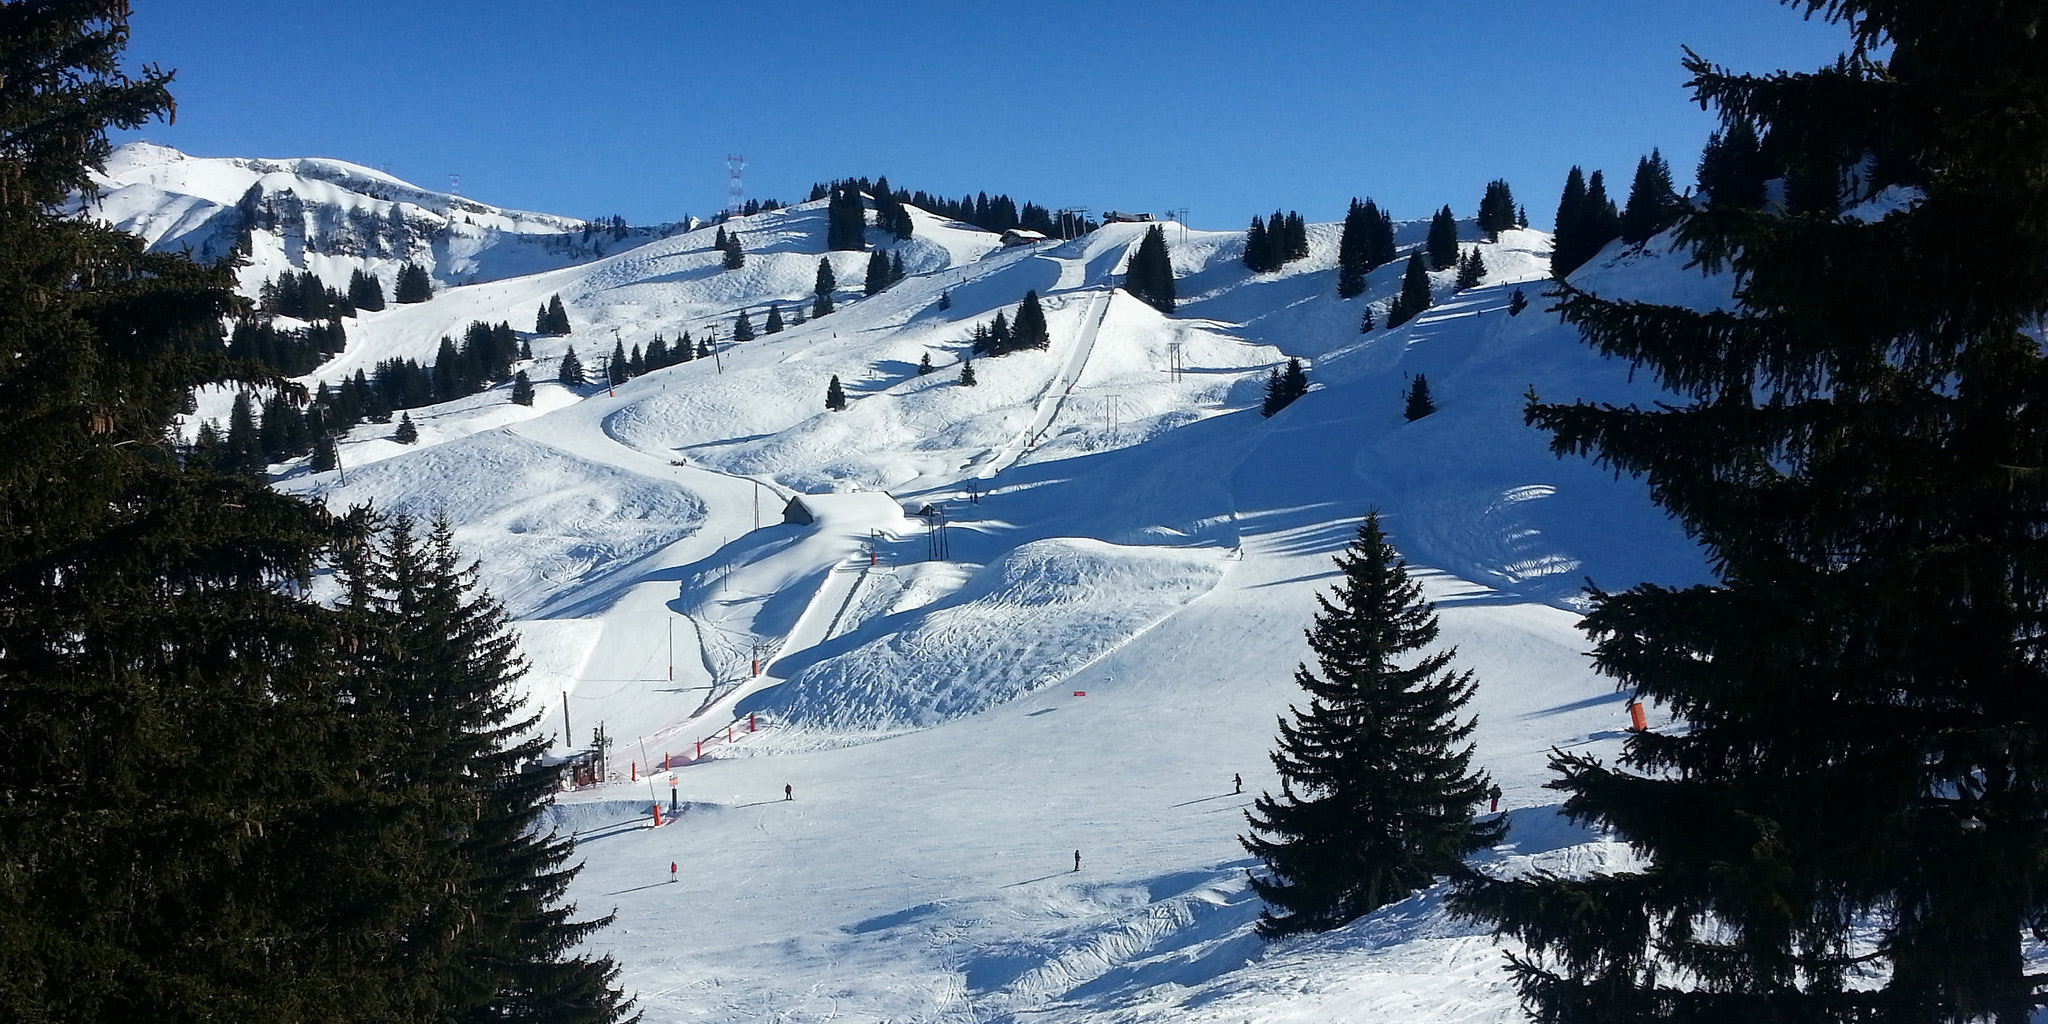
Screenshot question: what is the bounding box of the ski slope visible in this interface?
[196,165,1756,1021]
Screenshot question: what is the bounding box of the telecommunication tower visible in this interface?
[726,154,746,216]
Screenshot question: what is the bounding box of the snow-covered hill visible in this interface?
[128,153,1739,1021]
[79,142,688,299]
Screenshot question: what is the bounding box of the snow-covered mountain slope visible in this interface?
[174,164,1741,1022]
[79,142,686,299]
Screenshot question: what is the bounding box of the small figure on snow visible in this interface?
[1233,773,1242,795]
[784,783,793,801]
[670,861,678,883]
[1488,783,1503,813]
[1073,849,1081,873]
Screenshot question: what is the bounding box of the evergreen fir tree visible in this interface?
[1011,291,1050,350]
[1402,374,1436,420]
[1550,166,1589,279]
[310,425,338,472]
[732,309,755,342]
[813,257,836,317]
[722,229,745,269]
[1360,304,1376,333]
[865,250,891,296]
[958,358,976,386]
[1454,247,1486,291]
[394,260,434,303]
[1619,148,1681,244]
[1242,511,1501,937]
[826,184,867,251]
[224,390,264,479]
[1426,206,1459,271]
[765,305,784,335]
[394,411,419,444]
[1385,252,1432,328]
[1696,117,1767,210]
[825,374,847,411]
[1452,7,2048,1022]
[1477,179,1519,238]
[938,290,952,312]
[545,294,571,336]
[558,347,586,386]
[511,369,535,406]
[348,266,387,311]
[1506,287,1528,316]
[1125,224,1177,313]
[918,351,933,376]
[889,249,906,284]
[1244,216,1272,273]
[1261,359,1309,417]
[1365,199,1397,270]
[609,340,629,385]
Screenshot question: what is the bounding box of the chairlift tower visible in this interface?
[726,154,746,217]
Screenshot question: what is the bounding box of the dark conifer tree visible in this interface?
[348,266,387,311]
[1550,166,1589,279]
[1386,252,1433,328]
[1360,305,1377,333]
[1697,117,1768,210]
[1454,247,1486,291]
[1242,511,1500,937]
[310,424,338,472]
[1426,206,1459,271]
[826,184,867,251]
[1452,7,2048,1023]
[645,334,669,368]
[958,358,976,387]
[1284,211,1309,262]
[765,305,784,335]
[511,369,535,406]
[825,374,847,411]
[1336,198,1373,298]
[1506,287,1528,316]
[889,249,906,284]
[813,257,836,317]
[1619,147,1681,244]
[225,390,264,478]
[1243,215,1273,273]
[1261,359,1309,417]
[1577,169,1622,262]
[722,229,745,269]
[393,411,419,444]
[544,294,571,336]
[918,351,933,376]
[732,309,755,342]
[1403,374,1436,420]
[394,260,434,303]
[1477,179,1518,238]
[608,340,629,385]
[865,250,891,296]
[558,347,586,386]
[1011,291,1050,351]
[1365,200,1397,270]
[1125,224,1177,313]
[938,290,952,312]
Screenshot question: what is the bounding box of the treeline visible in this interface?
[968,290,1051,357]
[810,175,1088,241]
[2,8,634,1021]
[1243,210,1309,273]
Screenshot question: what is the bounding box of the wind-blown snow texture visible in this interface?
[115,142,1765,1021]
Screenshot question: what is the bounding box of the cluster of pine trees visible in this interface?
[227,315,347,375]
[865,249,908,295]
[1475,178,1522,238]
[1260,358,1309,417]
[1424,207,1461,270]
[825,183,869,251]
[1243,210,1309,273]
[1336,198,1397,298]
[259,267,356,320]
[534,293,571,335]
[968,291,1052,358]
[810,176,1076,238]
[1453,246,1487,291]
[0,7,634,1020]
[1552,149,1687,278]
[1122,225,1176,313]
[1385,252,1433,328]
[394,259,434,303]
[347,266,386,310]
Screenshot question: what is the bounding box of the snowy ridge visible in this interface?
[99,148,1769,1021]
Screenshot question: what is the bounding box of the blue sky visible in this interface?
[118,1,1852,230]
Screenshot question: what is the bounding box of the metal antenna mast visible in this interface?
[726,154,746,217]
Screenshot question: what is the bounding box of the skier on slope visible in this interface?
[1233,773,1242,795]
